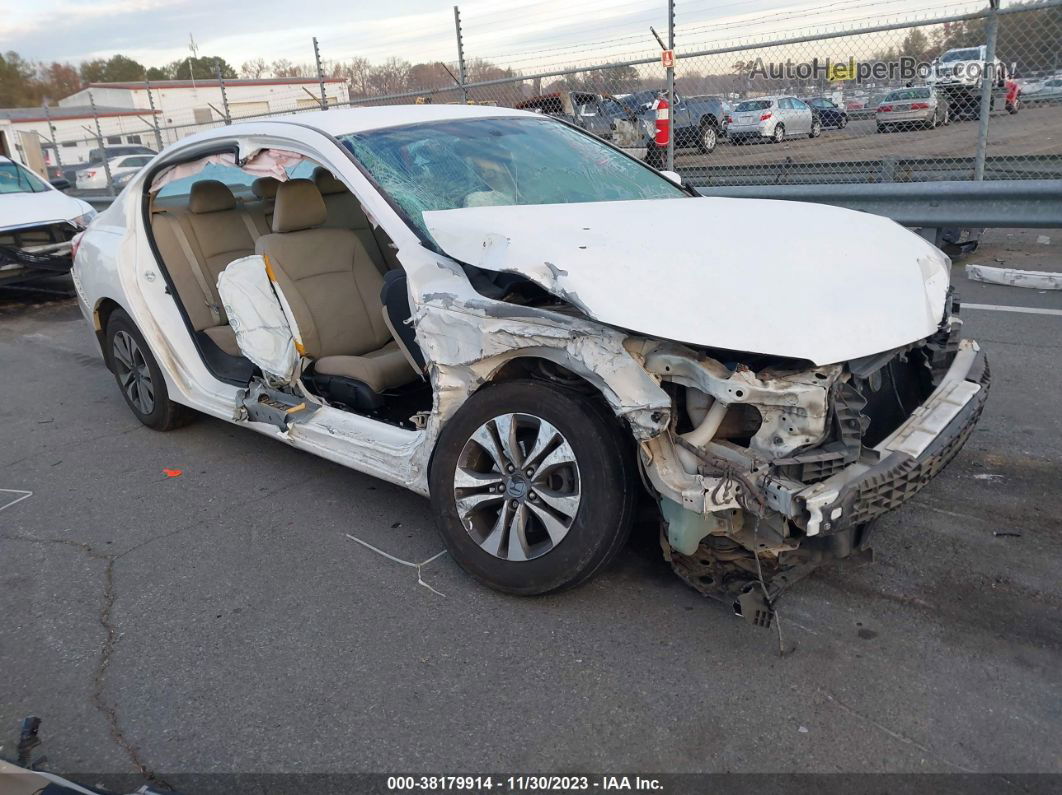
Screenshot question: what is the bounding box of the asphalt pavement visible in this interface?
[1,231,1060,787]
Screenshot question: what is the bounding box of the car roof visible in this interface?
[229,104,532,138]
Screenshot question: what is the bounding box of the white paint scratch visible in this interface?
[0,489,33,513]
[345,533,448,596]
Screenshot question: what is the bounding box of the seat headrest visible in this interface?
[188,180,236,214]
[313,167,348,196]
[272,179,327,233]
[251,177,280,200]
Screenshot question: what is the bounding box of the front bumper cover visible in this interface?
[791,339,989,536]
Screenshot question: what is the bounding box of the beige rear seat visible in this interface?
[151,180,265,356]
[255,179,416,401]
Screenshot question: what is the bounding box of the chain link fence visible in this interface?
[28,0,1061,196]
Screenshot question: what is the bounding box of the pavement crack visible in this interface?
[0,532,171,789]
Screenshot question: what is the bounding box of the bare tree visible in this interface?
[240,58,268,79]
[333,56,373,97]
[368,57,411,95]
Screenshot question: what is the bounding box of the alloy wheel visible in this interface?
[702,125,717,152]
[112,330,155,414]
[454,413,581,561]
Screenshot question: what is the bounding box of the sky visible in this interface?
[0,0,987,74]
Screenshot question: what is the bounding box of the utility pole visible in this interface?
[145,80,164,150]
[188,33,199,89]
[89,90,115,197]
[216,64,232,124]
[666,0,676,172]
[454,5,469,104]
[313,37,329,109]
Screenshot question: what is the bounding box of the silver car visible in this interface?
[876,86,948,131]
[726,95,820,143]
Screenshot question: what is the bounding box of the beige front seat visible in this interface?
[312,167,394,274]
[254,179,416,408]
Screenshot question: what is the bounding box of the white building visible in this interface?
[0,105,161,173]
[60,77,351,132]
[0,77,352,174]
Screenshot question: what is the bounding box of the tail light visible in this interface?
[759,112,773,121]
[726,115,733,123]
[83,170,96,178]
[71,231,85,261]
[910,102,930,110]
[878,104,893,112]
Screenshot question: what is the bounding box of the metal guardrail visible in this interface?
[681,156,1062,187]
[695,179,1062,228]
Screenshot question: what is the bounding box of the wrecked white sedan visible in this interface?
[72,105,988,621]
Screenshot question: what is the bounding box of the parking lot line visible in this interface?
[963,303,1062,317]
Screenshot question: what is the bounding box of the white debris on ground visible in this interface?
[965,264,1062,291]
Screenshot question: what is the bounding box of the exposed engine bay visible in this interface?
[633,295,989,624]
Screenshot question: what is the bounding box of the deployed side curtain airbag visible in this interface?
[216,255,305,383]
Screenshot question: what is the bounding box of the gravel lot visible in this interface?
[1,231,1060,789]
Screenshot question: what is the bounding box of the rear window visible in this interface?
[883,88,931,102]
[734,100,771,111]
[156,162,259,199]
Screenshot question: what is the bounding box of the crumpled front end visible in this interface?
[0,221,78,288]
[633,299,988,620]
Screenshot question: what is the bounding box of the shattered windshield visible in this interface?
[0,161,49,194]
[338,116,684,240]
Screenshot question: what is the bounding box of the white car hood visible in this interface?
[0,189,91,232]
[423,197,950,365]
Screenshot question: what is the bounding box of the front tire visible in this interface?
[105,309,193,431]
[809,118,822,138]
[429,380,636,596]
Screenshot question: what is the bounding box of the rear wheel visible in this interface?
[429,380,636,596]
[772,124,785,143]
[105,309,193,431]
[697,123,718,154]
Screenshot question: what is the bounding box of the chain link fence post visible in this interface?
[454,5,469,104]
[973,0,1001,181]
[313,37,329,109]
[89,90,116,197]
[145,80,164,150]
[666,0,676,172]
[216,64,232,124]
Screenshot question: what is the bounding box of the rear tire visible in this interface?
[772,124,785,143]
[429,380,636,596]
[697,122,718,154]
[105,309,194,431]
